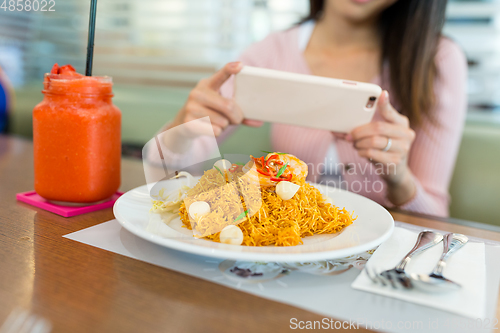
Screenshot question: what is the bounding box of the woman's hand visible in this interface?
[347,90,416,205]
[171,61,262,137]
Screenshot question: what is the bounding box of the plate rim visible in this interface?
[113,182,394,262]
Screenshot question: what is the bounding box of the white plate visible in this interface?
[113,179,394,262]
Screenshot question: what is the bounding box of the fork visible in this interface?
[0,308,52,333]
[366,266,400,288]
[365,230,443,289]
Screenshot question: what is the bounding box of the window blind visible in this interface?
[0,0,308,87]
[3,0,498,106]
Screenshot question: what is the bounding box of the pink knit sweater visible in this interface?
[163,25,467,217]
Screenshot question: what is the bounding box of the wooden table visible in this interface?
[1,135,499,333]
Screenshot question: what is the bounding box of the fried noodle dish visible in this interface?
[152,153,355,246]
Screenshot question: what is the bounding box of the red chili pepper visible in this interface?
[257,169,270,176]
[264,154,277,174]
[270,177,282,182]
[266,154,278,167]
[282,173,292,181]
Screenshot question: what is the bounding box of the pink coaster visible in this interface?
[16,191,123,217]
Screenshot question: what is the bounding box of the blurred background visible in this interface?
[0,0,499,225]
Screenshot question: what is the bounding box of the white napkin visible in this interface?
[352,227,486,319]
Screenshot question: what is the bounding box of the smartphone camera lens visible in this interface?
[365,96,376,109]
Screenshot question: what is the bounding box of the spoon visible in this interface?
[410,233,468,293]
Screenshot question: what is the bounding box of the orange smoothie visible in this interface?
[33,64,121,203]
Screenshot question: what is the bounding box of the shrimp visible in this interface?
[243,152,308,187]
[270,153,308,181]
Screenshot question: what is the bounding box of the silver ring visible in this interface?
[382,137,392,152]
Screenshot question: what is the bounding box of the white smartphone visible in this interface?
[234,66,382,133]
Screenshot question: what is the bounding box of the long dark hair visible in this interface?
[303,0,448,126]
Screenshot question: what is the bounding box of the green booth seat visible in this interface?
[449,122,500,226]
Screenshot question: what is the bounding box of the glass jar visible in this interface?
[33,73,121,204]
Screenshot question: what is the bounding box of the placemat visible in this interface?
[352,227,486,319]
[64,220,500,333]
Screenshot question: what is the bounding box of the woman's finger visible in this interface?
[332,132,347,140]
[377,91,409,127]
[350,121,413,141]
[354,136,409,153]
[202,62,243,91]
[243,119,264,127]
[189,88,243,124]
[356,148,404,165]
[185,102,230,130]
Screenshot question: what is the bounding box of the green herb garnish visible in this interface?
[214,165,224,177]
[261,150,287,155]
[276,162,288,177]
[233,162,244,165]
[234,209,249,222]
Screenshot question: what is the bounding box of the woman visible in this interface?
[161,0,467,217]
